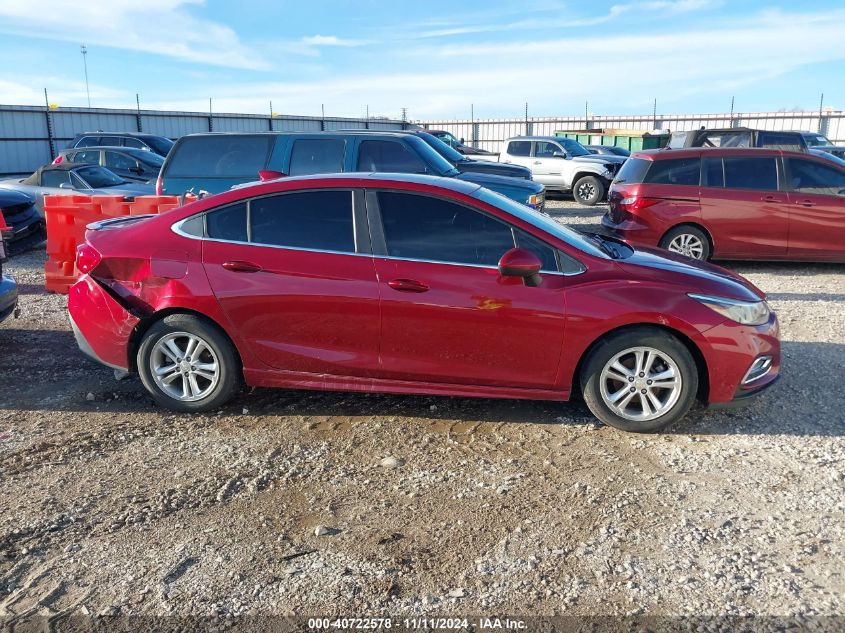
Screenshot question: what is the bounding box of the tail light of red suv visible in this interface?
[609,193,661,223]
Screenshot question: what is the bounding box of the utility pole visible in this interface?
[80,44,91,107]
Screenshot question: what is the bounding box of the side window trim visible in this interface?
[173,189,371,257]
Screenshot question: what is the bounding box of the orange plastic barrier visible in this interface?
[43,195,181,293]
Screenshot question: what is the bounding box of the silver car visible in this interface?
[0,163,155,213]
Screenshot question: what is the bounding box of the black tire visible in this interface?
[572,175,605,206]
[659,225,711,261]
[580,328,698,433]
[137,314,240,413]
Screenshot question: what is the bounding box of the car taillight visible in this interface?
[52,155,64,164]
[76,243,102,274]
[155,176,163,196]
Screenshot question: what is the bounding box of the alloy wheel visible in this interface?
[667,233,705,259]
[150,332,220,402]
[577,182,596,201]
[599,346,683,422]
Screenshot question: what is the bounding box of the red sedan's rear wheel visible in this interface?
[137,314,240,412]
[580,328,699,433]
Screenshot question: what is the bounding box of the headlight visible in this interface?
[688,293,771,326]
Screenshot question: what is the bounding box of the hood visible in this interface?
[572,154,627,166]
[456,160,532,180]
[460,145,494,155]
[0,188,35,206]
[456,170,543,193]
[617,245,765,302]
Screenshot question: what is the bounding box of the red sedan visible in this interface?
[603,147,845,262]
[68,174,780,432]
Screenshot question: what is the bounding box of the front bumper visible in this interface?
[699,312,781,405]
[68,275,140,372]
[0,274,19,323]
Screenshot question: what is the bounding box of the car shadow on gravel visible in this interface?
[0,327,842,437]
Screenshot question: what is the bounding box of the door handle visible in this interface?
[222,260,262,273]
[761,195,783,202]
[798,200,815,207]
[388,278,429,293]
[533,160,542,165]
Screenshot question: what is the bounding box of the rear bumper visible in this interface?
[0,274,18,323]
[601,213,662,246]
[67,275,139,372]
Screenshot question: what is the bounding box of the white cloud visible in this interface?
[0,0,269,70]
[301,35,370,47]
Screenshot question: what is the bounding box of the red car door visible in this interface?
[699,155,788,258]
[201,189,382,377]
[370,191,567,389]
[784,156,845,261]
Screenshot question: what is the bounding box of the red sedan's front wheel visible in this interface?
[580,328,699,433]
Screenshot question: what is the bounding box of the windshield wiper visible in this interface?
[581,231,619,258]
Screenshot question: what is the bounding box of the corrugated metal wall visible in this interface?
[0,104,409,176]
[421,111,845,153]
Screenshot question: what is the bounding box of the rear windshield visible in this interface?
[612,157,651,184]
[166,135,274,178]
[143,136,175,156]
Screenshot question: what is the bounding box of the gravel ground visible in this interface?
[0,197,843,624]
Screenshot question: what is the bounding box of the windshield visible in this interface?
[415,132,467,162]
[474,188,608,259]
[144,136,175,156]
[126,149,165,167]
[76,166,124,188]
[557,138,591,157]
[803,134,833,147]
[404,135,460,176]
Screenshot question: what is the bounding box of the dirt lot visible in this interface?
[0,198,843,623]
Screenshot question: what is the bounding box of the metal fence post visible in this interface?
[43,89,55,159]
[136,94,143,132]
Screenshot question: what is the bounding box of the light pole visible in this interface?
[80,44,91,107]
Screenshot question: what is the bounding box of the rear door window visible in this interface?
[377,192,515,266]
[206,202,248,242]
[787,158,845,196]
[356,140,427,173]
[123,137,145,149]
[72,150,101,165]
[167,136,274,178]
[534,141,563,158]
[507,141,531,156]
[250,190,355,253]
[643,158,701,186]
[288,139,345,176]
[723,157,779,191]
[99,136,122,146]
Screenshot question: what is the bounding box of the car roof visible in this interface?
[503,136,571,142]
[75,132,160,138]
[241,172,481,193]
[631,147,814,160]
[177,130,419,140]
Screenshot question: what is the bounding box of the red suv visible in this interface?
[603,148,845,262]
[68,174,780,433]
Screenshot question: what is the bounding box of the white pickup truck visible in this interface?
[499,136,626,205]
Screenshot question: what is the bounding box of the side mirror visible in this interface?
[459,137,465,144]
[259,169,287,182]
[58,182,73,189]
[553,151,568,159]
[498,248,542,287]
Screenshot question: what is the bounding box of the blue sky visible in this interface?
[1,0,844,120]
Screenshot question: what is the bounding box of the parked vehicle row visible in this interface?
[68,174,780,432]
[602,147,845,262]
[53,146,164,184]
[499,136,625,205]
[157,131,546,209]
[0,164,154,213]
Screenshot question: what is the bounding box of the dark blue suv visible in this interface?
[159,131,545,209]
